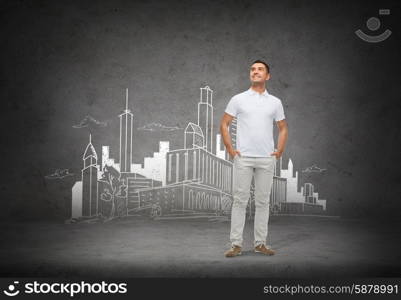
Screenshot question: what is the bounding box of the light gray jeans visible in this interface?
[230,154,276,248]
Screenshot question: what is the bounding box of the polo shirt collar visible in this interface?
[248,87,269,96]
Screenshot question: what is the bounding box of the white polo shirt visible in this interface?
[224,88,285,157]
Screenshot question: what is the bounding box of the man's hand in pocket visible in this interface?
[230,149,241,159]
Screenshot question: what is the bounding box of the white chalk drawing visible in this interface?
[119,88,133,174]
[72,115,108,128]
[98,165,128,220]
[302,164,327,173]
[69,86,327,222]
[45,169,74,179]
[276,159,326,213]
[81,133,98,217]
[137,122,181,132]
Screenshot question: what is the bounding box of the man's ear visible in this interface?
[266,73,271,81]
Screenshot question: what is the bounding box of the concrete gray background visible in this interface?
[1,0,400,222]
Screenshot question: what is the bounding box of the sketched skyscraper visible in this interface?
[82,134,98,216]
[119,88,133,173]
[303,183,315,203]
[197,86,213,154]
[184,122,204,149]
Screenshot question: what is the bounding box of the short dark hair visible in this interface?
[251,60,270,73]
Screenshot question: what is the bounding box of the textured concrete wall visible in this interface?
[1,0,399,220]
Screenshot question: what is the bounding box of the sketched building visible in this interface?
[215,133,225,160]
[280,159,326,214]
[136,146,234,216]
[270,177,287,213]
[184,122,204,149]
[71,181,82,218]
[115,90,162,214]
[135,86,233,216]
[270,156,287,213]
[304,183,315,203]
[198,86,213,154]
[132,141,170,186]
[119,88,133,173]
[101,146,120,171]
[81,134,98,216]
[123,173,162,212]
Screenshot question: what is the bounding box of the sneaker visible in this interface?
[224,245,242,257]
[254,244,275,256]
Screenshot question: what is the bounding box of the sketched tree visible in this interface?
[99,165,127,220]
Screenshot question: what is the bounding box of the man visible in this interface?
[220,60,288,257]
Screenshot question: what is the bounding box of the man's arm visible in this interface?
[220,113,240,159]
[271,119,288,158]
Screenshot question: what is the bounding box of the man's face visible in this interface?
[250,63,270,84]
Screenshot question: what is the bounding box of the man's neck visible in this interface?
[250,83,266,94]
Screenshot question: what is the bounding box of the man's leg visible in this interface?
[229,156,254,248]
[253,156,275,247]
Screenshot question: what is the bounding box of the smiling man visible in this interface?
[220,60,288,257]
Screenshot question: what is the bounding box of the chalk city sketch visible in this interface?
[70,86,327,222]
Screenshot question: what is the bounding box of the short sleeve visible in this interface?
[224,97,238,117]
[274,100,285,121]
